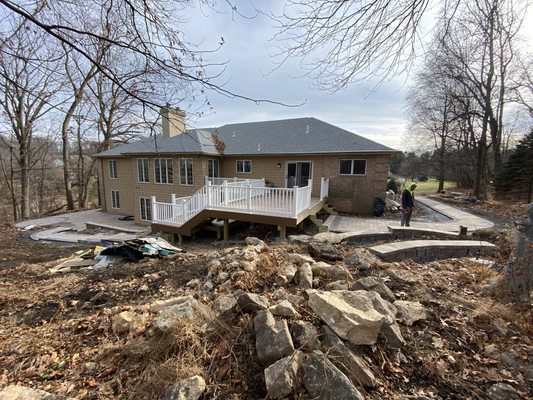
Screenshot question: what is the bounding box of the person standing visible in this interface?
[401,182,417,226]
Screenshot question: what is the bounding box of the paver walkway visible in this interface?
[325,197,494,234]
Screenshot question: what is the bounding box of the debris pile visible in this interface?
[0,232,531,399]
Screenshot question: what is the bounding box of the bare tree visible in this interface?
[0,18,62,219]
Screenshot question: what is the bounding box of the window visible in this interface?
[154,158,173,184]
[137,158,149,183]
[180,158,193,185]
[111,190,120,209]
[208,159,219,178]
[236,160,252,174]
[339,159,367,175]
[139,197,152,221]
[109,160,118,179]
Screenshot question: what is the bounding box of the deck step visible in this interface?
[387,226,465,240]
[369,239,496,262]
[309,215,329,233]
[322,203,338,215]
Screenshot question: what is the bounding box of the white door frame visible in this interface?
[285,160,314,188]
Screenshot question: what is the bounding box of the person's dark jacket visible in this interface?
[401,188,415,208]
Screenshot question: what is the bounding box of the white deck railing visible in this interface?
[320,177,330,200]
[152,177,328,227]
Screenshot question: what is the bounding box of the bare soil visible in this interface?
[0,200,531,399]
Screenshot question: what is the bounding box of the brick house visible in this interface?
[94,108,397,238]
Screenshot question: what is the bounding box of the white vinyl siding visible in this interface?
[154,158,173,184]
[180,158,193,185]
[111,190,120,209]
[339,159,367,176]
[139,197,152,221]
[236,160,252,174]
[137,158,149,183]
[109,160,118,179]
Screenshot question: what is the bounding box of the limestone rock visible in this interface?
[353,276,396,302]
[213,294,238,319]
[325,280,351,291]
[308,241,344,261]
[394,300,428,326]
[344,251,375,271]
[111,311,149,335]
[380,322,405,349]
[245,236,265,247]
[153,298,205,332]
[269,300,301,318]
[486,383,521,400]
[287,253,315,265]
[237,293,270,313]
[163,376,206,400]
[313,232,344,244]
[287,234,312,245]
[264,352,302,399]
[150,296,197,313]
[278,263,297,281]
[254,311,295,366]
[386,269,418,285]
[320,326,377,387]
[0,385,69,399]
[298,263,313,289]
[311,261,353,281]
[289,320,320,350]
[302,351,363,400]
[306,290,385,345]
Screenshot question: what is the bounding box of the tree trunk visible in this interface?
[19,143,30,219]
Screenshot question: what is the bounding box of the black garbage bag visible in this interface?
[100,244,144,261]
[373,197,386,217]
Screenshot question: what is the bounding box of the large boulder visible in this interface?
[289,321,321,350]
[269,300,301,318]
[237,293,270,313]
[306,290,385,346]
[302,351,364,400]
[254,311,295,366]
[0,385,70,400]
[308,242,344,261]
[311,261,353,281]
[297,263,313,289]
[153,297,207,333]
[320,326,377,388]
[352,276,396,302]
[163,376,206,400]
[394,300,428,326]
[264,352,302,399]
[212,294,238,319]
[287,253,315,265]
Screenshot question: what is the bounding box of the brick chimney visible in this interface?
[161,106,186,137]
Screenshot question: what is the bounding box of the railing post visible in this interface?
[171,193,176,204]
[247,184,252,212]
[293,186,299,217]
[205,176,209,186]
[151,196,157,222]
[223,181,228,206]
[206,181,212,206]
[320,177,324,200]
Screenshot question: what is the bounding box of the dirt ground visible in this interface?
[0,200,531,399]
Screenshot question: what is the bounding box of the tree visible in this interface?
[0,18,62,219]
[495,130,533,202]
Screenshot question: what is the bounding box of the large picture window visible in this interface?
[137,158,149,183]
[111,190,120,209]
[339,159,367,176]
[236,160,252,174]
[208,159,219,178]
[180,158,193,185]
[109,160,118,179]
[139,197,152,221]
[154,158,173,184]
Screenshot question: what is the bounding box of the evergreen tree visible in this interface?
[496,130,533,202]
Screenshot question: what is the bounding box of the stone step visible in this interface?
[387,226,466,240]
[369,239,496,262]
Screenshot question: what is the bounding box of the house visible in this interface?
[94,107,397,239]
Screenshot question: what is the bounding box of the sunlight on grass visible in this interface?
[408,179,456,194]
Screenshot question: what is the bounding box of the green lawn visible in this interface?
[407,179,456,195]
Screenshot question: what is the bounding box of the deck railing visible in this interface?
[152,177,327,227]
[320,177,330,200]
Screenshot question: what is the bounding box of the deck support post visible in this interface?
[278,225,286,240]
[223,219,230,241]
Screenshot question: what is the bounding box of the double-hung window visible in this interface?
[180,158,193,185]
[236,160,252,174]
[154,158,173,184]
[111,190,120,209]
[339,159,367,176]
[139,197,152,221]
[208,159,219,178]
[137,158,149,183]
[109,160,118,179]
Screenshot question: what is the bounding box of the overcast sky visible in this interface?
[180,1,532,151]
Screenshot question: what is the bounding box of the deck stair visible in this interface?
[309,215,329,233]
[322,202,337,215]
[369,239,496,262]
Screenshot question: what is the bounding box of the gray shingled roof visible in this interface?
[94,117,397,158]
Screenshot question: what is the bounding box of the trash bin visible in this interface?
[373,197,386,217]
